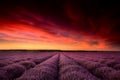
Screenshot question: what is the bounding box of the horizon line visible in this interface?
[0,49,120,52]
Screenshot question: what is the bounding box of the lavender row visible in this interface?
[59,54,100,80]
[0,54,55,80]
[64,53,120,80]
[0,52,55,68]
[16,54,59,80]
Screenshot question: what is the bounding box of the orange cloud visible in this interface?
[0,21,117,51]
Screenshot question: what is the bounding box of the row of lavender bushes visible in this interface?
[64,52,120,80]
[16,54,59,80]
[59,54,100,80]
[0,53,55,80]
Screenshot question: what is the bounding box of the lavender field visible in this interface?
[0,51,120,80]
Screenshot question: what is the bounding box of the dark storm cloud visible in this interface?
[0,0,120,49]
[88,40,99,46]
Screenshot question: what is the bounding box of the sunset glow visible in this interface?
[0,0,120,51]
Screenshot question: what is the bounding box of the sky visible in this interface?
[0,0,120,51]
